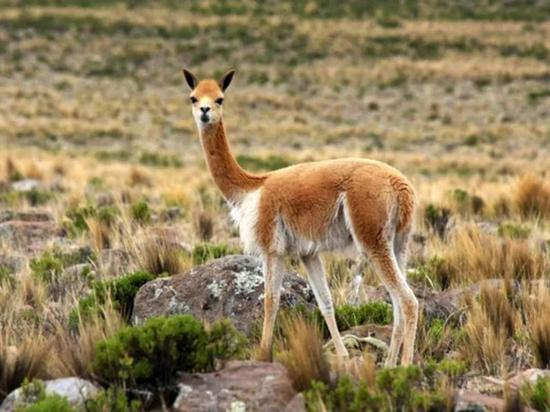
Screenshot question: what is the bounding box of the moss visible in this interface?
[191,243,241,265]
[92,315,247,388]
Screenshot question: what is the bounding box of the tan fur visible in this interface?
[185,71,419,366]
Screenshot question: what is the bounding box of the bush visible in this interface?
[29,251,63,283]
[130,200,151,224]
[69,271,155,328]
[305,366,452,412]
[13,379,76,412]
[272,303,392,341]
[93,315,246,388]
[191,243,241,265]
[521,377,550,411]
[84,387,141,412]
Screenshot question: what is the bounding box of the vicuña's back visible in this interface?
[183,69,419,367]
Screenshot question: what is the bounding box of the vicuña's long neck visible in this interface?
[200,121,265,202]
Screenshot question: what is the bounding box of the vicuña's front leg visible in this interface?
[259,254,284,361]
[302,254,349,359]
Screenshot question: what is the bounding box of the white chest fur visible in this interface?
[229,189,262,255]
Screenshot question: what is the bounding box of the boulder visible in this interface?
[132,255,315,335]
[0,377,98,412]
[173,361,305,412]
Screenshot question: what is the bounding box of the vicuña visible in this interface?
[183,69,419,366]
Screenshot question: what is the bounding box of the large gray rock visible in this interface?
[173,361,305,412]
[132,255,315,335]
[0,377,98,412]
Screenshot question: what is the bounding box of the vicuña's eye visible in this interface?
[190,96,198,104]
[215,98,224,105]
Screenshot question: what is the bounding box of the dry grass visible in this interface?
[48,304,124,379]
[275,313,330,392]
[429,224,548,288]
[131,229,186,276]
[0,333,49,399]
[514,174,550,219]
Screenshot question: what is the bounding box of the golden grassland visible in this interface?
[0,2,550,409]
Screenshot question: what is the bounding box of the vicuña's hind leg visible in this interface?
[302,254,349,358]
[370,245,418,366]
[259,254,285,361]
[394,226,412,274]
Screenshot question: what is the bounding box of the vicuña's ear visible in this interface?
[219,69,236,92]
[182,68,198,90]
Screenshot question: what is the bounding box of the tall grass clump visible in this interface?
[514,174,550,219]
[275,313,330,391]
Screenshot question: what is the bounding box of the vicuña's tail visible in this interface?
[392,177,416,233]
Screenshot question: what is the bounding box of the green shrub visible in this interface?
[20,395,75,412]
[65,205,96,234]
[93,315,246,387]
[84,387,141,412]
[30,247,95,284]
[69,271,155,328]
[0,265,14,286]
[521,377,550,411]
[29,251,63,283]
[272,303,392,341]
[498,222,531,239]
[130,200,151,224]
[305,366,451,412]
[191,243,241,265]
[14,379,76,412]
[94,271,155,319]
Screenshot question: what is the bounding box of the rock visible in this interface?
[0,210,62,254]
[0,377,99,412]
[0,253,26,274]
[454,390,505,411]
[507,368,550,390]
[11,179,42,192]
[0,210,53,223]
[132,255,315,334]
[173,361,305,412]
[461,376,505,397]
[98,248,130,276]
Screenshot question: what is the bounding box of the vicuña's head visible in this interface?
[183,68,235,130]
